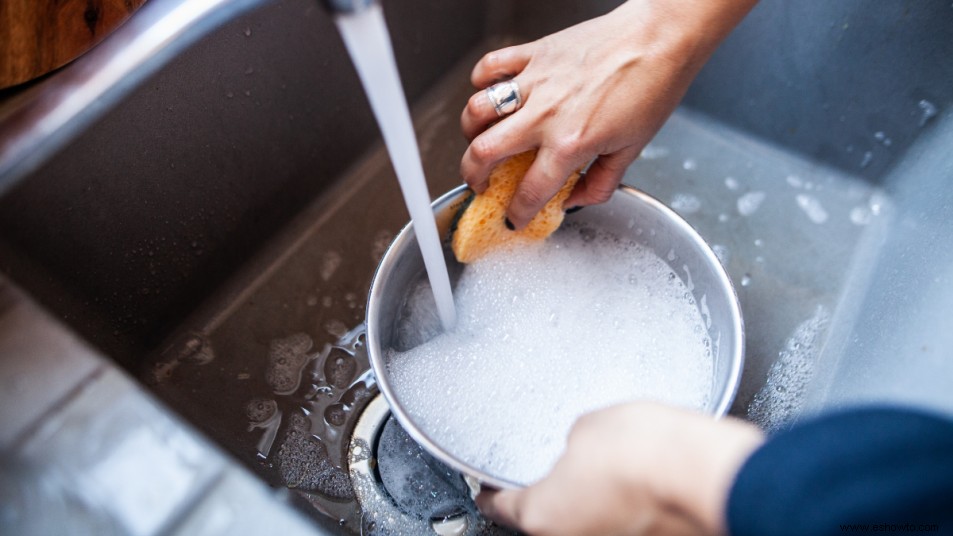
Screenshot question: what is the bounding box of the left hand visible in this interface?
[476,403,764,536]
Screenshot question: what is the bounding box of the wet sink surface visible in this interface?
[624,109,890,424]
[137,48,891,531]
[3,1,952,533]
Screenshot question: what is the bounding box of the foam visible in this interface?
[748,306,830,432]
[385,222,713,485]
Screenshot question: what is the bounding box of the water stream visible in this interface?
[335,5,456,330]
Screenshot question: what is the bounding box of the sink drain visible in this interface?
[348,395,513,536]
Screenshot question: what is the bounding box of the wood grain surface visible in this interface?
[0,0,147,89]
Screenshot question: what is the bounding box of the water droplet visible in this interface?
[796,194,829,224]
[737,191,766,216]
[860,151,874,168]
[243,27,252,37]
[918,99,938,127]
[741,274,752,287]
[682,158,697,171]
[850,206,871,225]
[640,144,669,160]
[671,193,701,214]
[724,177,739,190]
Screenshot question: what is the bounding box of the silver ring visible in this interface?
[485,80,522,118]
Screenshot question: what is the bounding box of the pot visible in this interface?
[366,184,744,490]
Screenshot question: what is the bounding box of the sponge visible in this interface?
[451,150,580,263]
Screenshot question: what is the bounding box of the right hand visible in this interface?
[460,0,757,229]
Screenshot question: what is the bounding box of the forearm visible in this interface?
[727,407,953,536]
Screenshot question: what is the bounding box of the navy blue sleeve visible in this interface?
[727,407,953,536]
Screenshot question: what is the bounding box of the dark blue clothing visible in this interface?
[727,407,953,536]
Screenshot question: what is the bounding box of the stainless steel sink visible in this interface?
[2,0,952,534]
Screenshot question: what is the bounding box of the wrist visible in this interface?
[672,417,765,535]
[615,0,756,68]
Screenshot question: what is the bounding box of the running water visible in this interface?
[335,5,456,329]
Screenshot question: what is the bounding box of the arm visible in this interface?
[727,407,953,536]
[479,404,953,536]
[460,0,758,229]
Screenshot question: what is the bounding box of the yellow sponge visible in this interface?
[452,150,580,263]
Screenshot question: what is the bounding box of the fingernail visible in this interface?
[504,217,515,231]
[565,206,584,214]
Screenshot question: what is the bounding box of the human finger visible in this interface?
[506,146,583,229]
[478,487,525,529]
[460,114,536,193]
[460,77,528,141]
[470,44,533,89]
[563,149,638,208]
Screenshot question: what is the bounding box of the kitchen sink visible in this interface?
[1,0,952,534]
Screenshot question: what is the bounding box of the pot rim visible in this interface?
[366,184,744,490]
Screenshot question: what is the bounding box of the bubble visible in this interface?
[324,348,357,389]
[748,307,830,432]
[275,412,353,499]
[384,225,713,485]
[265,333,313,395]
[245,398,277,423]
[324,404,347,427]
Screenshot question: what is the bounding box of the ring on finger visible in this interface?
[485,80,522,118]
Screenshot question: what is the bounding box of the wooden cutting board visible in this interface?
[0,0,147,89]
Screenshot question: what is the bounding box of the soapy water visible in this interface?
[265,333,315,395]
[385,222,714,485]
[748,306,830,432]
[245,324,376,510]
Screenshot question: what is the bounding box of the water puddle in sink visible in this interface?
[334,5,456,331]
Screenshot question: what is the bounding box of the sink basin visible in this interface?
[2,0,952,533]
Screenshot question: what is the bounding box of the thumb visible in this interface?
[476,488,525,529]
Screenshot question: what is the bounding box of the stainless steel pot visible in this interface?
[366,184,744,490]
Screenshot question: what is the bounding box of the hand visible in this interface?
[460,0,756,229]
[476,403,764,536]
